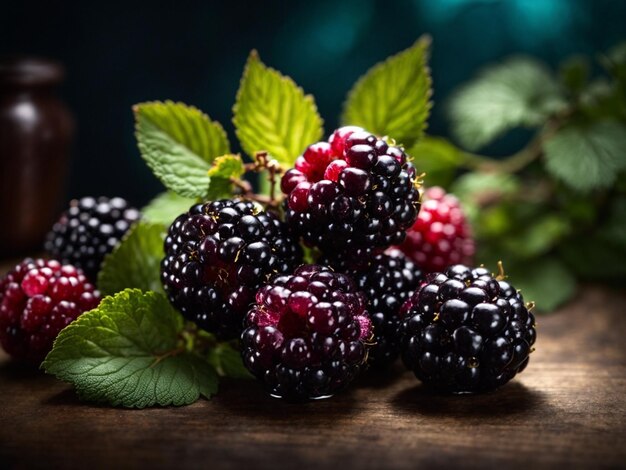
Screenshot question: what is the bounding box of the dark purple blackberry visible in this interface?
[338,250,423,367]
[45,197,141,280]
[398,263,536,393]
[241,264,373,401]
[161,199,302,339]
[0,258,100,363]
[281,127,421,259]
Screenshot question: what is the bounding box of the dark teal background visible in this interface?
[2,0,625,206]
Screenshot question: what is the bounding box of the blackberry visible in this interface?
[241,264,373,401]
[161,199,302,338]
[281,126,421,259]
[325,249,423,367]
[0,258,100,363]
[397,187,474,273]
[398,263,536,393]
[45,196,141,280]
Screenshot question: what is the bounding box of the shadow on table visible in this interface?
[353,361,407,390]
[0,359,43,379]
[215,378,360,426]
[391,381,547,418]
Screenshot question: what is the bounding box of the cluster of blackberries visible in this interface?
[158,126,533,399]
[0,127,535,401]
[1,197,137,363]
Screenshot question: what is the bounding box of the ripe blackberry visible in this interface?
[241,264,373,400]
[396,187,474,273]
[282,126,421,259]
[161,199,302,339]
[398,264,536,393]
[45,196,141,280]
[327,250,423,367]
[0,258,100,363]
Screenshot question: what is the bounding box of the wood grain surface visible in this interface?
[1,284,625,469]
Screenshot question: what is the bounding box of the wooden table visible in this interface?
[1,285,625,469]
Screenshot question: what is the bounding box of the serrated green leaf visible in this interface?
[506,258,577,312]
[142,191,197,226]
[407,136,463,187]
[207,154,245,179]
[233,51,323,165]
[43,289,218,408]
[448,57,567,150]
[205,154,246,200]
[97,222,165,296]
[207,343,253,380]
[342,37,432,147]
[135,101,230,198]
[544,120,626,192]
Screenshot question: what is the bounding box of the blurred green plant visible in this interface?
[411,41,626,311]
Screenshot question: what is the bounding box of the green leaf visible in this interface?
[452,171,520,202]
[451,171,520,221]
[43,289,218,408]
[559,196,626,281]
[206,154,246,200]
[502,214,571,259]
[135,101,230,198]
[600,41,626,81]
[448,56,567,150]
[97,222,165,296]
[207,154,245,179]
[233,51,323,166]
[341,37,432,147]
[544,120,626,191]
[559,55,589,95]
[506,258,577,312]
[207,343,253,380]
[407,136,463,187]
[142,191,197,226]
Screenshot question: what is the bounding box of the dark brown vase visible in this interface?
[0,58,74,257]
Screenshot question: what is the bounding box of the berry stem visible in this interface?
[236,151,285,208]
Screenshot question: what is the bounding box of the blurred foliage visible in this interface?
[413,41,626,311]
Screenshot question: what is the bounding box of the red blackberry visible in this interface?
[161,199,302,339]
[398,264,536,393]
[45,197,141,280]
[281,126,421,259]
[0,258,100,363]
[337,250,423,367]
[396,187,474,273]
[241,264,373,401]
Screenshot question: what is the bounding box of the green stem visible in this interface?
[459,116,564,174]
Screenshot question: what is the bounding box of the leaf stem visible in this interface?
[459,113,567,174]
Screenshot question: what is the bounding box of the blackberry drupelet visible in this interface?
[398,264,536,393]
[397,187,474,273]
[281,126,421,259]
[241,264,373,400]
[0,258,100,363]
[161,199,302,339]
[45,196,141,280]
[326,249,423,367]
